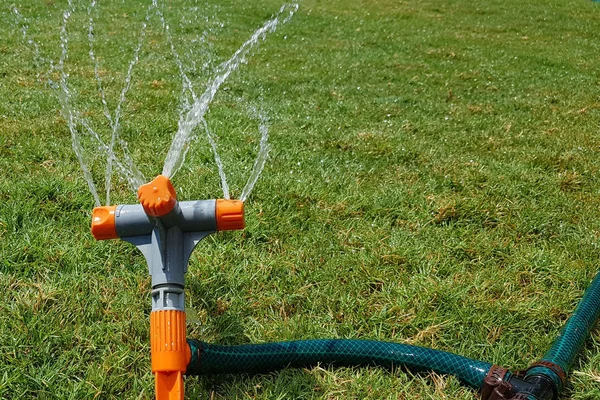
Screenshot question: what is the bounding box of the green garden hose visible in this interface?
[187,271,600,399]
[186,338,492,389]
[525,271,600,391]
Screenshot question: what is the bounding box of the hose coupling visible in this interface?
[481,365,512,400]
[526,361,566,388]
[480,363,560,400]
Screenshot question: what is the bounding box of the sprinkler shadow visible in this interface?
[184,277,324,398]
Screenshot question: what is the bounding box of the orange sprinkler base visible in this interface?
[151,310,191,400]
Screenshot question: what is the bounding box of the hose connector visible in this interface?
[151,310,191,400]
[480,364,559,400]
[480,365,512,400]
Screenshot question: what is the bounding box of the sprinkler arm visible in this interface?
[91,175,244,400]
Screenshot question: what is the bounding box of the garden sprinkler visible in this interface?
[90,175,245,400]
[90,175,600,400]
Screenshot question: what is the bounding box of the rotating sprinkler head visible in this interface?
[91,175,245,400]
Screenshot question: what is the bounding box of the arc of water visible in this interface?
[200,119,230,199]
[88,0,148,204]
[12,3,101,205]
[87,1,113,126]
[162,3,299,179]
[11,6,102,205]
[240,111,271,202]
[154,0,230,198]
[13,1,296,204]
[14,1,147,202]
[11,7,44,75]
[153,1,197,103]
[56,1,101,206]
[57,1,146,199]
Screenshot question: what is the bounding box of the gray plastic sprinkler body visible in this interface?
[91,175,245,400]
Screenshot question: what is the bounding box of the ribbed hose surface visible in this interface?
[527,271,600,387]
[186,339,492,389]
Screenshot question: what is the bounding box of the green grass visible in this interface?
[2,0,600,398]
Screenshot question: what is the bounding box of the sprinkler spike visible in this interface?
[155,371,185,400]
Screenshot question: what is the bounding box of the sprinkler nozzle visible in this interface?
[90,205,118,240]
[138,174,177,217]
[216,199,245,231]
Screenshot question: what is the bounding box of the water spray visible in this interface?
[91,175,600,400]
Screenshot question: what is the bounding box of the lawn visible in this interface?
[1,0,600,398]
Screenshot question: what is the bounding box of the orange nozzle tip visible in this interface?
[155,371,185,400]
[91,205,118,240]
[138,175,177,217]
[216,199,245,231]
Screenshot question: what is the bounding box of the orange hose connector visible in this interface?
[151,310,191,400]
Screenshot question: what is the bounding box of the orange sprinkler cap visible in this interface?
[216,199,245,231]
[138,175,177,218]
[91,205,118,240]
